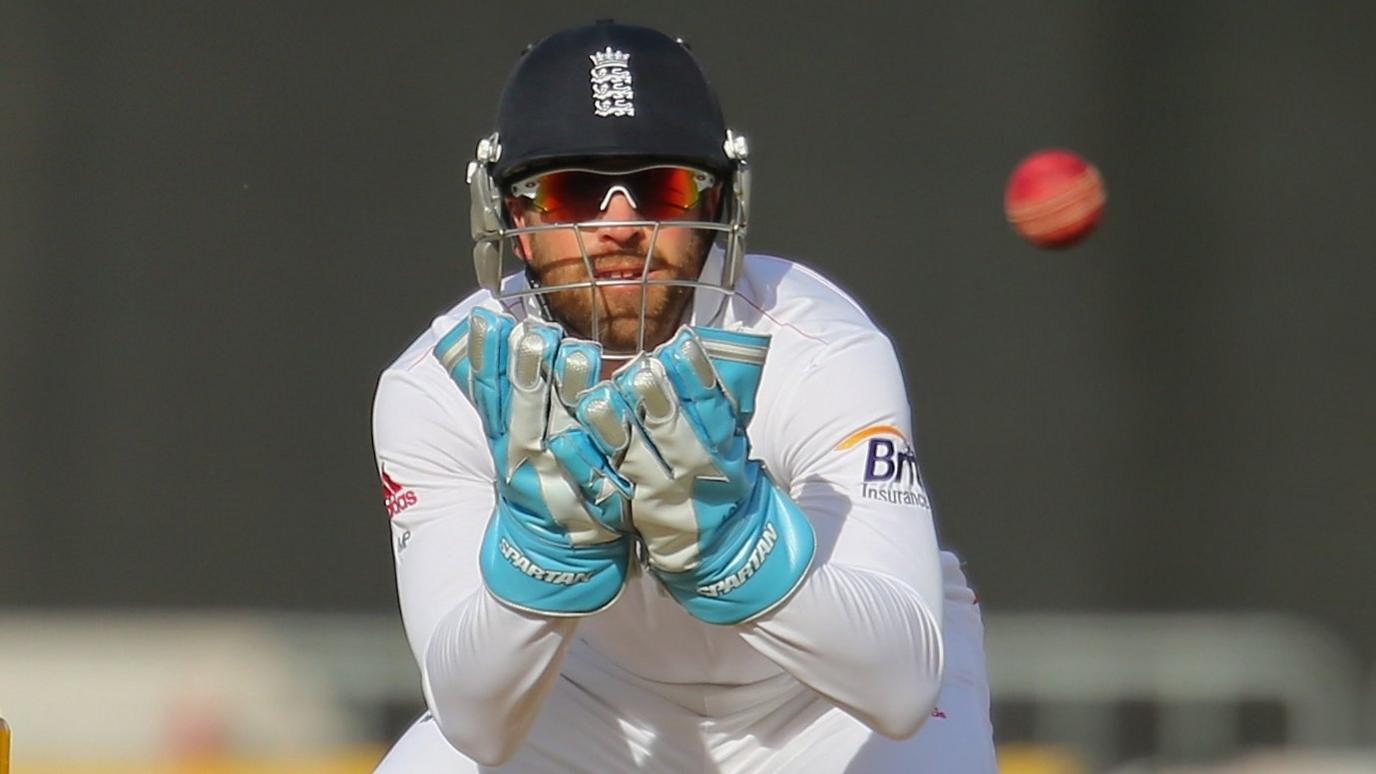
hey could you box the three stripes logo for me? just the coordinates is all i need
[381,467,418,518]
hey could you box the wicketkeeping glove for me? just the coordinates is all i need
[434,308,631,616]
[574,326,816,625]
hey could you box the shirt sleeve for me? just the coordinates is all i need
[372,360,578,765]
[738,326,946,740]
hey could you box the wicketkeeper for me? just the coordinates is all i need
[373,20,996,772]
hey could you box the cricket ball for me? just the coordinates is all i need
[1004,148,1106,248]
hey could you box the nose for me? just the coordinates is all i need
[591,190,648,247]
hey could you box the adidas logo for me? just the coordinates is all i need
[381,467,418,517]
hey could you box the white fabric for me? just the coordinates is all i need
[376,556,993,773]
[372,253,996,771]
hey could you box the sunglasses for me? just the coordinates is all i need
[509,165,718,224]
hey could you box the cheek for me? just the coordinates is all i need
[523,231,571,267]
[654,229,703,258]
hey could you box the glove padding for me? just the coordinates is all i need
[578,326,816,625]
[434,308,630,616]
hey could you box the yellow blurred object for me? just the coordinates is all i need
[2,714,10,774]
[997,743,1090,774]
[12,747,384,774]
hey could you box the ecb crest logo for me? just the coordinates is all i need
[589,47,635,117]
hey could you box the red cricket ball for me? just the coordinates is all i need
[1004,148,1106,248]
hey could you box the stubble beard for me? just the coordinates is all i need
[537,270,697,354]
[526,233,710,354]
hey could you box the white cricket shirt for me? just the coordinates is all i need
[373,252,957,766]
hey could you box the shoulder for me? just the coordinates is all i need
[726,253,894,368]
[379,285,516,381]
[727,257,913,485]
[373,287,507,447]
[726,253,907,417]
[730,254,884,341]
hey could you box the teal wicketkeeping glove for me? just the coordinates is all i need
[574,326,816,625]
[433,308,631,616]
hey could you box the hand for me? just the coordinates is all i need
[575,326,816,625]
[434,308,631,616]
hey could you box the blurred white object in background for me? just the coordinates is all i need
[0,611,413,761]
[1111,750,1376,773]
[1,609,1370,771]
[987,611,1365,767]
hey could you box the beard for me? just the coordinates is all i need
[534,260,698,354]
[524,232,711,354]
[555,290,694,352]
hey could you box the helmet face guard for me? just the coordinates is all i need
[466,130,751,357]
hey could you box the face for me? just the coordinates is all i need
[509,165,719,355]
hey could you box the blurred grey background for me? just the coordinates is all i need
[3,1,1375,768]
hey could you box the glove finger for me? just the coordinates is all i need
[553,338,602,408]
[457,309,517,439]
[656,330,738,450]
[658,328,718,398]
[548,338,602,438]
[614,356,678,423]
[434,317,473,399]
[548,429,632,498]
[688,326,771,427]
[505,319,562,462]
[548,428,632,532]
[574,382,634,461]
[614,357,716,475]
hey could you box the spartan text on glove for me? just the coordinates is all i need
[696,523,778,598]
[499,538,595,585]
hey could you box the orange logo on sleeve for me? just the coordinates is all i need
[835,424,929,509]
[834,423,908,451]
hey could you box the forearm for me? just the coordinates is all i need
[422,588,578,765]
[740,561,944,739]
